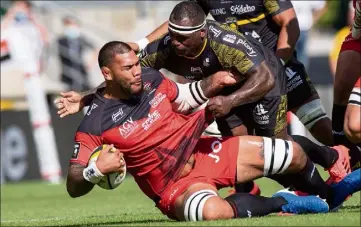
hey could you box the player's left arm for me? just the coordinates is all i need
[265,0,300,62]
[226,61,274,107]
[209,32,274,115]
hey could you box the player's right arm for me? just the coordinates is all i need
[128,21,169,53]
[209,26,275,111]
[67,132,124,198]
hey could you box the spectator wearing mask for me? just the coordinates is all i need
[58,16,96,91]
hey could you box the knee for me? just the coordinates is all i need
[344,112,361,143]
[202,198,233,221]
[290,142,307,172]
[182,190,233,221]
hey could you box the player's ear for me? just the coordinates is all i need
[101,66,112,81]
[200,28,206,39]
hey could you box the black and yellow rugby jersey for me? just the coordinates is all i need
[191,0,293,52]
[141,20,281,85]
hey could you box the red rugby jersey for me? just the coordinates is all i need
[70,67,211,202]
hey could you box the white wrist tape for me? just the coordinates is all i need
[136,38,150,51]
[83,162,104,184]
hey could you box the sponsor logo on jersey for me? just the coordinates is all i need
[230,4,256,15]
[210,8,226,16]
[86,103,98,116]
[72,142,81,159]
[209,25,222,37]
[139,49,147,59]
[253,104,270,125]
[149,93,166,108]
[142,110,161,131]
[285,67,302,92]
[236,38,257,57]
[112,108,125,123]
[191,66,203,75]
[225,17,237,24]
[245,30,262,43]
[223,34,237,44]
[164,35,171,45]
[203,58,210,67]
[143,82,152,92]
[119,117,138,138]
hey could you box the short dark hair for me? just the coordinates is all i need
[62,15,79,25]
[98,41,132,68]
[169,1,206,26]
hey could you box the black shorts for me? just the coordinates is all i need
[284,56,318,110]
[216,56,288,137]
[216,94,288,137]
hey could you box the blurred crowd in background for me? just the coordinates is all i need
[0,0,357,182]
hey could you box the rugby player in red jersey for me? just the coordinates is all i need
[57,41,359,221]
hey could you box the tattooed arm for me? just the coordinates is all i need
[66,163,95,198]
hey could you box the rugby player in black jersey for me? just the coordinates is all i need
[128,0,350,194]
[130,0,333,147]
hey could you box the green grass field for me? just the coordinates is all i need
[1,175,360,226]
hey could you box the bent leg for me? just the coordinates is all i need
[173,182,287,221]
[235,136,333,201]
[344,81,361,144]
[291,97,333,146]
[285,57,333,145]
[344,105,361,144]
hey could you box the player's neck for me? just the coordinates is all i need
[103,85,131,100]
[184,38,207,60]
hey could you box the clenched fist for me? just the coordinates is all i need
[96,144,125,175]
[207,96,233,118]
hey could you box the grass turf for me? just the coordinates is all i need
[1,175,360,226]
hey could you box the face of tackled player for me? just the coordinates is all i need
[168,18,206,58]
[103,51,142,97]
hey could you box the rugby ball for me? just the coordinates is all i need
[88,145,126,190]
